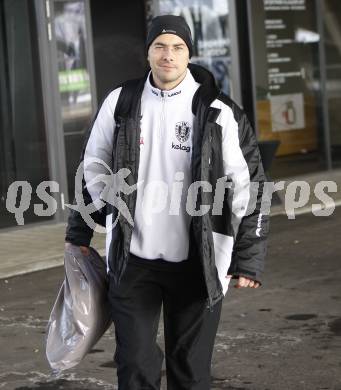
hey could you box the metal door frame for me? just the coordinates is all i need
[228,0,242,106]
[316,0,332,170]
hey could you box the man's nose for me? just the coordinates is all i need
[162,47,174,61]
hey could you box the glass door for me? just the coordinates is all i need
[50,0,97,203]
[247,0,326,178]
[151,0,233,96]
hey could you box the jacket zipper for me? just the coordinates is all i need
[159,91,166,140]
[207,297,214,312]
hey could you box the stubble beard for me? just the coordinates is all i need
[155,67,187,89]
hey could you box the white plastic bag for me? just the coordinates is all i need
[45,244,112,371]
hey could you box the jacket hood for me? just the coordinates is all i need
[188,63,220,115]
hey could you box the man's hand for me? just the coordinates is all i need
[226,275,260,289]
[64,242,90,256]
[79,246,91,256]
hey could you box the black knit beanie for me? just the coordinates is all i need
[146,15,193,58]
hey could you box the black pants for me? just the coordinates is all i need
[107,254,222,390]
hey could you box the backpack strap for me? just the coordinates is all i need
[114,78,142,122]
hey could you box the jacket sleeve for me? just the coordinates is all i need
[223,109,269,285]
[65,88,121,246]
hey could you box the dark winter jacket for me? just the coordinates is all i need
[66,63,269,310]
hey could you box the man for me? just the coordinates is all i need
[65,15,269,390]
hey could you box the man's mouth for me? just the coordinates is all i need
[160,65,176,69]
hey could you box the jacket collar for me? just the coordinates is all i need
[146,68,198,100]
[127,63,220,118]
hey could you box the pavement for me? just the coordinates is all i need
[0,170,341,389]
[0,224,106,280]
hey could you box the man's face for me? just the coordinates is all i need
[147,34,190,90]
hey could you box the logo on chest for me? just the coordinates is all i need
[175,121,191,143]
[171,121,191,153]
[172,121,191,153]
